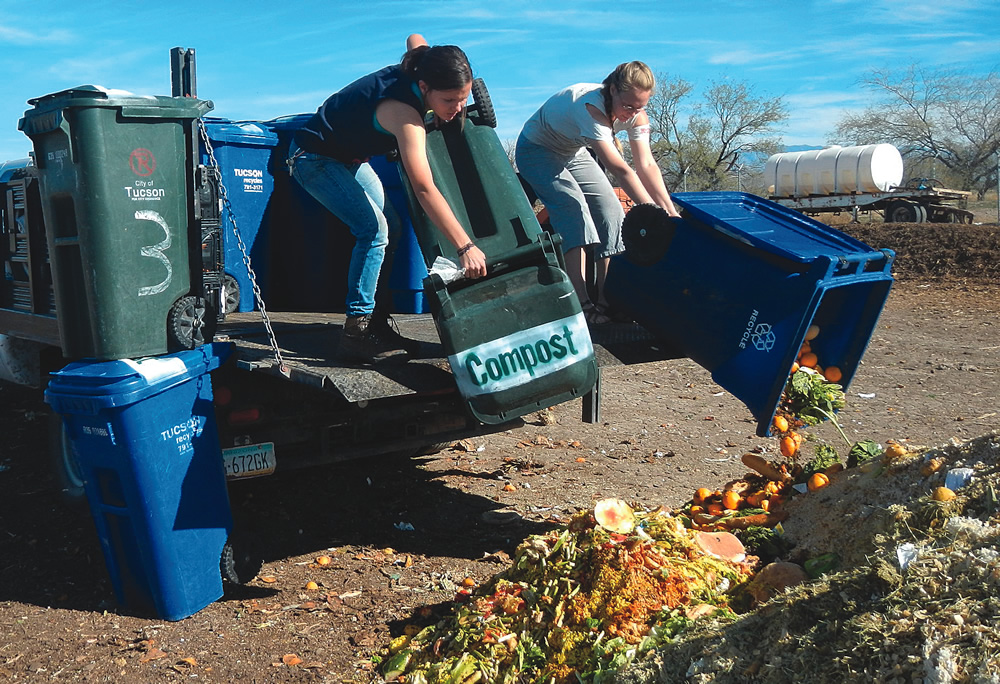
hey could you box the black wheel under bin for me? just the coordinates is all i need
[469,78,497,128]
[168,295,216,351]
[621,203,676,267]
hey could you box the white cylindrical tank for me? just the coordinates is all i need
[765,143,903,198]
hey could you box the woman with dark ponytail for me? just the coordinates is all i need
[289,34,486,364]
[516,61,680,326]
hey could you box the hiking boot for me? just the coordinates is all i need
[338,314,412,364]
[369,311,422,357]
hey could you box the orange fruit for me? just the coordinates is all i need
[824,366,843,383]
[780,433,802,458]
[932,486,956,502]
[885,441,909,460]
[773,415,789,433]
[790,362,800,374]
[799,351,818,368]
[693,487,713,505]
[807,472,830,491]
[305,581,319,591]
[722,490,741,510]
[760,498,770,512]
[315,555,332,566]
[805,324,820,341]
[706,502,725,516]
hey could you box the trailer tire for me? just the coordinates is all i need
[220,534,263,586]
[885,200,921,223]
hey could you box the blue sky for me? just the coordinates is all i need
[1,0,997,163]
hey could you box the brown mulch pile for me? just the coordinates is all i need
[840,223,1000,282]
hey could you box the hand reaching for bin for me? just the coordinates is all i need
[458,243,487,279]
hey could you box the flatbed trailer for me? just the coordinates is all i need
[771,184,973,224]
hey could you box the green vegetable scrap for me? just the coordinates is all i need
[783,369,845,426]
[803,443,841,478]
[782,369,851,447]
[847,439,884,468]
[378,505,753,683]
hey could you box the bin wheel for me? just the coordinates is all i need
[168,295,217,351]
[220,536,263,585]
[621,203,676,266]
[469,78,497,127]
[48,413,86,503]
[222,275,241,315]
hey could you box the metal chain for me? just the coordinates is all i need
[197,119,289,376]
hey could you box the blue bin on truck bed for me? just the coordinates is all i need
[44,343,233,620]
[199,119,279,314]
[605,192,894,437]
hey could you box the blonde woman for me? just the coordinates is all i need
[516,61,680,325]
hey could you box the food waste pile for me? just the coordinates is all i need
[374,325,1000,683]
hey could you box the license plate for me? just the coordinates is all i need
[222,442,276,480]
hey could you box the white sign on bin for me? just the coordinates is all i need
[448,313,592,397]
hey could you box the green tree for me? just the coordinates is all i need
[644,75,788,193]
[833,65,1000,199]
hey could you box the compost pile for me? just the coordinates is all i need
[375,362,1000,683]
[616,431,1000,684]
[377,503,754,682]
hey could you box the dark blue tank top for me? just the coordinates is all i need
[294,64,424,163]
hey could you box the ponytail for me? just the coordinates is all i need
[401,44,472,91]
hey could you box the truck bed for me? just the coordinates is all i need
[217,311,673,404]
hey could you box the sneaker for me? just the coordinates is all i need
[368,311,422,357]
[338,314,412,364]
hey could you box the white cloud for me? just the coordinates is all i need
[0,24,74,45]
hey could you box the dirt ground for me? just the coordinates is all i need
[1,220,998,683]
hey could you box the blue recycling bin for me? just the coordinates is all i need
[260,115,429,313]
[369,155,429,313]
[605,192,894,437]
[44,343,234,621]
[199,119,279,313]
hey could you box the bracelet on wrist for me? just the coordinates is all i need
[457,241,475,256]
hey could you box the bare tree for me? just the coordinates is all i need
[834,65,1000,199]
[644,74,787,192]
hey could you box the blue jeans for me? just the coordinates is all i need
[288,144,400,317]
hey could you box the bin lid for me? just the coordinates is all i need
[674,192,885,265]
[201,117,279,146]
[0,158,33,183]
[23,84,213,119]
[260,114,313,131]
[44,343,231,412]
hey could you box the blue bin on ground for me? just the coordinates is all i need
[605,192,895,437]
[199,119,280,313]
[44,343,234,621]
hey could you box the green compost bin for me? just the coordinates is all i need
[399,110,597,424]
[18,86,213,360]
